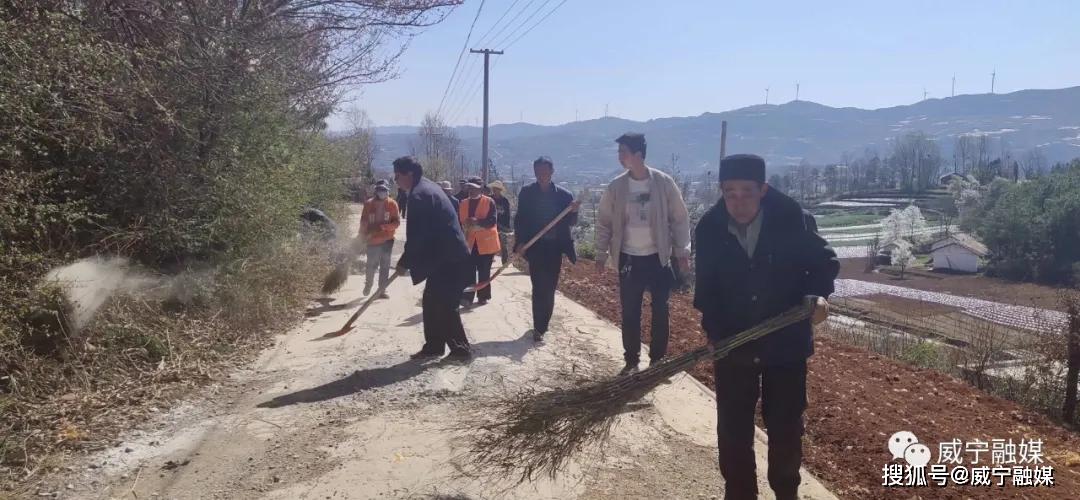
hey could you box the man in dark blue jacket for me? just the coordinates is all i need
[513,156,580,341]
[694,154,838,500]
[392,156,472,362]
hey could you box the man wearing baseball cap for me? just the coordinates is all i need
[694,153,838,500]
[437,180,459,211]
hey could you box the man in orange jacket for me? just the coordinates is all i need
[459,176,501,307]
[360,181,401,298]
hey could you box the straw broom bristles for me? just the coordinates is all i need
[456,297,817,484]
[320,238,363,295]
[320,258,351,295]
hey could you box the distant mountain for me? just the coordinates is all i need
[369,86,1080,177]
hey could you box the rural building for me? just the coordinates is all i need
[930,233,989,273]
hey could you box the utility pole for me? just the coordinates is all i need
[991,69,996,94]
[951,75,956,97]
[795,82,800,101]
[604,103,609,117]
[470,48,503,183]
[923,88,928,101]
[765,87,770,105]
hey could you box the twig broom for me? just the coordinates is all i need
[457,296,818,483]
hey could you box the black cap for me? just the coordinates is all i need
[719,154,766,183]
[533,156,554,168]
[464,176,484,189]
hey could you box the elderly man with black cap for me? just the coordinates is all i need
[694,153,838,500]
[459,176,501,307]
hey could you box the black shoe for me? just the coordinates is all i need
[446,350,473,363]
[649,358,664,368]
[531,329,544,342]
[477,299,488,306]
[460,298,472,309]
[410,350,442,360]
[618,362,640,376]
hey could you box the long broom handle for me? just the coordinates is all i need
[337,269,403,333]
[621,296,819,384]
[464,200,577,293]
[515,201,577,256]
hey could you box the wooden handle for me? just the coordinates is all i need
[337,270,403,333]
[515,202,576,256]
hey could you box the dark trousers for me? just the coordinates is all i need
[462,249,494,303]
[526,240,563,333]
[421,264,470,355]
[713,359,807,500]
[498,231,510,264]
[618,253,671,364]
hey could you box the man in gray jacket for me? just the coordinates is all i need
[595,133,692,375]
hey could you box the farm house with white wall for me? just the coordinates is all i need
[930,233,989,273]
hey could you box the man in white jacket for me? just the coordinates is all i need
[595,132,692,375]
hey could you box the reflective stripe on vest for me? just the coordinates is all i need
[459,196,502,255]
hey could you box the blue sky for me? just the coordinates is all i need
[327,0,1080,130]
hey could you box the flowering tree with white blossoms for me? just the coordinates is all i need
[891,239,917,279]
[881,205,930,245]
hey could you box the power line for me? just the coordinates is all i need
[477,0,541,47]
[490,0,555,49]
[436,0,487,119]
[474,0,524,45]
[443,1,533,121]
[502,0,570,49]
[445,66,486,125]
[441,55,483,123]
[444,56,487,125]
[447,57,501,126]
[444,0,572,127]
[448,56,503,126]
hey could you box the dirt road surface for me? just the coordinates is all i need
[38,215,837,499]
